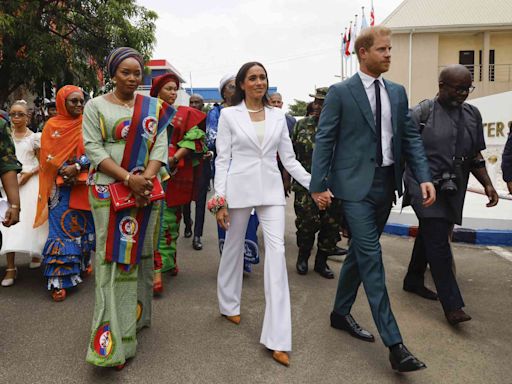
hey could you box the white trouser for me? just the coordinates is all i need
[217,205,292,352]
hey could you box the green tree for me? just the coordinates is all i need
[0,0,157,105]
[288,99,308,117]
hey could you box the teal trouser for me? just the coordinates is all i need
[333,166,402,347]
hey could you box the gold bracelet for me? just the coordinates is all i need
[123,173,131,186]
[10,204,20,210]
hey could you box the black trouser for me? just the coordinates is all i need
[404,218,464,313]
[182,203,192,228]
[193,159,211,237]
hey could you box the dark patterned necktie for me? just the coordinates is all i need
[374,80,383,166]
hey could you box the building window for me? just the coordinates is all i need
[459,51,475,80]
[478,49,495,82]
[489,50,495,82]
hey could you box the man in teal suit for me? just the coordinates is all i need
[310,26,436,372]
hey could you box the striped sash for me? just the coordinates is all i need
[105,95,174,265]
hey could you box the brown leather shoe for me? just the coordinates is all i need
[446,309,472,325]
[272,351,290,367]
[222,314,240,325]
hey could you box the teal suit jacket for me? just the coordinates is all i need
[310,74,431,201]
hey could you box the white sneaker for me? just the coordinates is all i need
[1,268,17,287]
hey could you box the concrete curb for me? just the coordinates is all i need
[384,223,512,246]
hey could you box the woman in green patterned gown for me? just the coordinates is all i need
[83,47,172,369]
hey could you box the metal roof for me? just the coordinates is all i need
[382,0,512,31]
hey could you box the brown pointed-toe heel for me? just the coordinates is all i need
[272,351,290,367]
[222,314,241,325]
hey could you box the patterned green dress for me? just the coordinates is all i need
[82,96,167,367]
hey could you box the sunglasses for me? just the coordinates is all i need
[442,82,475,94]
[68,98,85,105]
[9,112,27,118]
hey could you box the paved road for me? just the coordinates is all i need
[1,202,511,384]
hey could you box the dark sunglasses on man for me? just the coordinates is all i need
[442,82,476,94]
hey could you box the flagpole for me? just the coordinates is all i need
[347,21,352,77]
[350,14,357,75]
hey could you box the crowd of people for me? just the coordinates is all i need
[0,26,510,372]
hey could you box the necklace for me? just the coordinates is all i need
[111,91,135,109]
[12,128,30,140]
[247,107,264,113]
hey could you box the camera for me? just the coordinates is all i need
[432,172,458,195]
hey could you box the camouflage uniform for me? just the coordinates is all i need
[0,118,22,177]
[292,115,343,255]
[0,118,22,249]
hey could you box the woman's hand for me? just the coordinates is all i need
[128,174,153,196]
[216,207,230,231]
[134,194,150,208]
[3,206,20,227]
[18,172,32,186]
[60,165,79,185]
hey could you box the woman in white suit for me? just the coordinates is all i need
[214,62,311,367]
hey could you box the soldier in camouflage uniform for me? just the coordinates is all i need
[0,116,22,237]
[292,88,344,279]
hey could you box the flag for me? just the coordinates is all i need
[349,15,358,54]
[345,23,352,57]
[370,0,375,26]
[341,29,347,54]
[360,7,369,31]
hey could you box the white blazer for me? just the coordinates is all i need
[215,101,311,208]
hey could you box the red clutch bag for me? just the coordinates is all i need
[109,178,165,212]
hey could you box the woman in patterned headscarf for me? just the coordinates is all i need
[35,85,95,302]
[83,47,174,369]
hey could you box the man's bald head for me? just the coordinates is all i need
[438,64,474,108]
[439,64,471,84]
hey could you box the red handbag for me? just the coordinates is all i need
[109,178,165,212]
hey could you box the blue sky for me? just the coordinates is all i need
[138,0,403,109]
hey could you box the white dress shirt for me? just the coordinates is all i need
[358,70,394,166]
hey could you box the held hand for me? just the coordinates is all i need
[420,182,436,207]
[3,207,20,227]
[507,181,512,195]
[143,174,156,191]
[484,185,499,207]
[283,178,291,198]
[128,174,152,196]
[134,194,150,208]
[216,207,230,231]
[60,165,79,185]
[311,190,334,211]
[18,172,32,186]
[60,165,79,179]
